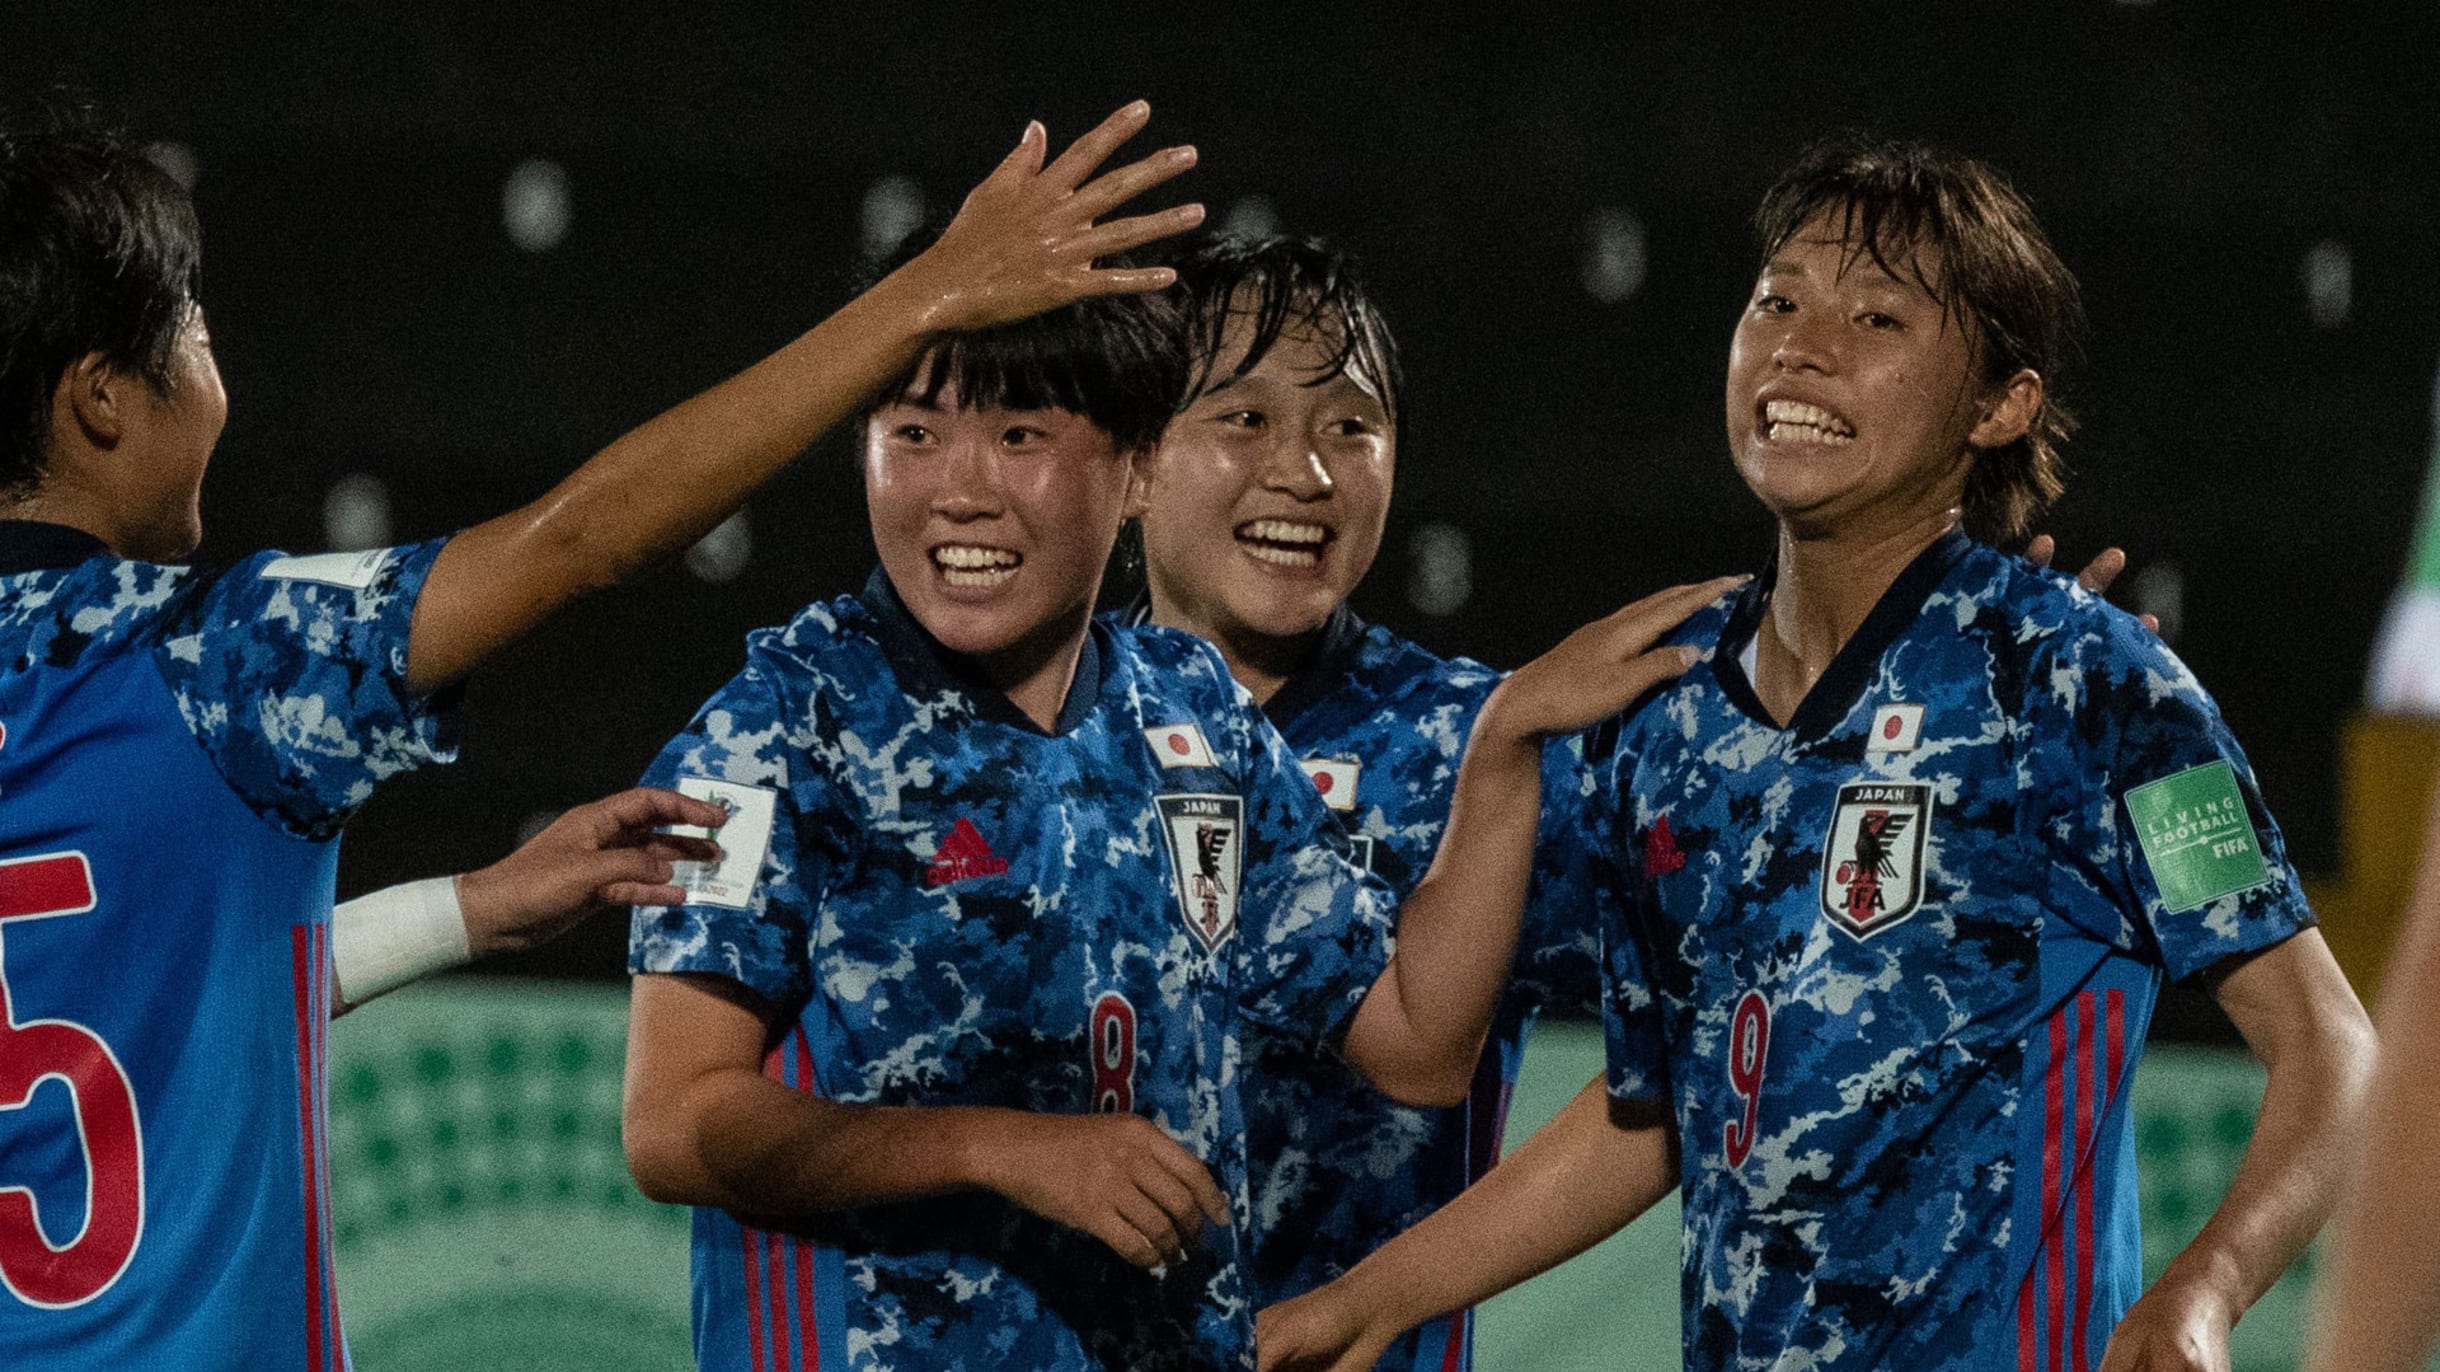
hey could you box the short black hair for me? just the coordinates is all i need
[858,229,1183,454]
[1171,235,1401,427]
[0,98,202,497]
[1755,138,2086,544]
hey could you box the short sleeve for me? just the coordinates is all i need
[154,541,457,840]
[628,654,847,1014]
[1586,738,1669,1103]
[1509,732,1606,1019]
[1232,697,1397,1048]
[2033,618,2315,983]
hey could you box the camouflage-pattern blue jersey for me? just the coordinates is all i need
[630,571,1397,1372]
[1590,532,2314,1372]
[1117,602,1600,1372]
[0,521,454,1371]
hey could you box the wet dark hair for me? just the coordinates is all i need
[1755,138,2086,544]
[857,228,1183,454]
[1171,234,1401,428]
[0,98,202,497]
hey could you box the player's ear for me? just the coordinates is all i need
[56,352,130,452]
[1968,369,2041,451]
[1121,441,1158,520]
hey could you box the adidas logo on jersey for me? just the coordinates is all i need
[925,818,1010,887]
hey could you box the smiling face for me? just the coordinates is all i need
[864,379,1148,665]
[1139,307,1393,651]
[1725,218,2006,541]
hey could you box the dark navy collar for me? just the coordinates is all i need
[0,521,113,576]
[1116,591,1368,731]
[1713,529,1974,740]
[857,567,1104,737]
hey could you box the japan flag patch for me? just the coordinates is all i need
[1867,703,1925,753]
[1298,757,1360,811]
[1146,723,1218,769]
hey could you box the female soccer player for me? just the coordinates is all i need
[1137,233,2142,1372]
[0,98,1197,1370]
[617,245,1734,1369]
[1257,140,2375,1372]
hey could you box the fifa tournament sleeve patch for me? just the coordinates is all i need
[258,547,393,590]
[1145,722,1218,769]
[2124,761,2273,913]
[673,776,779,910]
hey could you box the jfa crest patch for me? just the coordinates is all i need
[1156,794,1243,952]
[1818,782,1931,938]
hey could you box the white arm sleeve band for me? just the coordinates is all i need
[332,876,472,1007]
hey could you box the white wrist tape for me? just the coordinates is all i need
[332,876,472,1006]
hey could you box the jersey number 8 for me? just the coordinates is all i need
[0,851,145,1308]
[1090,993,1137,1115]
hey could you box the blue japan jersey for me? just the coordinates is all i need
[0,523,453,1370]
[1148,604,1599,1372]
[630,572,1396,1372]
[1592,533,2314,1372]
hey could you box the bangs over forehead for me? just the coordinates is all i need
[1752,138,2087,544]
[1753,139,2079,374]
[1175,235,1401,426]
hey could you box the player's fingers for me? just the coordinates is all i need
[2025,533,2057,569]
[1063,144,1198,221]
[983,119,1048,186]
[601,880,688,908]
[1142,1133,1232,1228]
[1116,1186,1193,1264]
[1129,1163,1210,1251]
[2140,612,2161,636]
[1605,575,1749,652]
[2075,546,2129,596]
[1611,645,1703,700]
[1066,264,1183,299]
[632,833,721,864]
[1039,100,1152,192]
[1095,1195,1174,1269]
[1058,202,1208,262]
[603,787,732,833]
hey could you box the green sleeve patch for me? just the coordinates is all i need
[2124,760,2273,913]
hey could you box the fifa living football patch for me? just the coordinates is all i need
[2124,761,2271,912]
[671,777,778,910]
[260,547,392,590]
[1156,793,1242,953]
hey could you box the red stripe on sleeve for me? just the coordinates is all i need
[767,1224,791,1371]
[2072,991,2097,1372]
[743,1228,768,1372]
[2045,1008,2066,1372]
[292,928,324,1372]
[794,1032,819,1369]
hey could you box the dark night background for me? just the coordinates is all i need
[5,2,2433,1016]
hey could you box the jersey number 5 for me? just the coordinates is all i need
[1723,990,1770,1168]
[1090,993,1137,1115]
[0,852,145,1308]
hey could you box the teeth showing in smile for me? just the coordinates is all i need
[1763,399,1856,447]
[932,544,1020,588]
[1236,519,1330,568]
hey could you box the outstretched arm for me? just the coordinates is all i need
[403,103,1203,693]
[1257,1079,1677,1372]
[2303,796,2440,1372]
[2100,929,2374,1372]
[623,972,1232,1270]
[1339,576,1741,1104]
[332,786,726,1014]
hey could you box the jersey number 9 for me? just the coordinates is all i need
[1723,990,1770,1168]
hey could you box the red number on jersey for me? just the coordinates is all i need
[1723,990,1770,1168]
[0,851,145,1308]
[1090,993,1137,1115]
